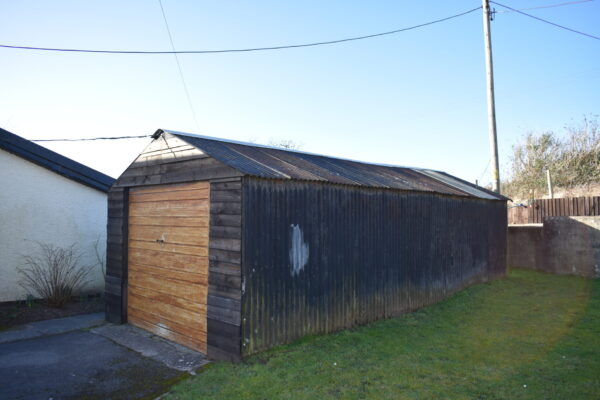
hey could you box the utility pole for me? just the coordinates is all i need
[546,169,554,198]
[482,0,501,193]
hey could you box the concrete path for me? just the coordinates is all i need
[0,330,184,400]
[92,324,209,373]
[0,313,208,400]
[0,313,104,344]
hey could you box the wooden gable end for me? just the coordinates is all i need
[105,132,244,361]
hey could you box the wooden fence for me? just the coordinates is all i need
[508,196,600,224]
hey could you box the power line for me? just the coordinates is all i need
[32,135,150,142]
[157,0,200,131]
[0,7,481,55]
[496,0,594,13]
[478,159,491,185]
[491,1,600,41]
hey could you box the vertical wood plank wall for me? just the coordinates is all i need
[530,196,600,223]
[105,133,243,360]
[207,179,243,361]
[507,196,600,224]
[106,186,128,323]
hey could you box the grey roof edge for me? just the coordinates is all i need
[435,170,511,202]
[158,129,507,201]
[415,169,510,201]
[0,127,115,193]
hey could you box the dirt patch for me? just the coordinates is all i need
[0,295,104,330]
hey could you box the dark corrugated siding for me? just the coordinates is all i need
[241,178,507,356]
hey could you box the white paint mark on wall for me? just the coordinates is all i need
[290,224,309,276]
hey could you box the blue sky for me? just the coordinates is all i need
[1,1,599,184]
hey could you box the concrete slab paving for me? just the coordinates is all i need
[0,330,185,400]
[92,324,209,373]
[0,313,105,344]
[0,314,209,399]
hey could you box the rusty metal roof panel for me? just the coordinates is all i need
[260,148,364,185]
[171,134,286,179]
[292,152,378,186]
[385,166,467,194]
[163,130,506,201]
[222,144,329,182]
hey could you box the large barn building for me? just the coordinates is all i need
[106,129,507,361]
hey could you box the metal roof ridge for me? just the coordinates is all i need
[165,130,292,179]
[159,129,428,172]
[158,129,507,201]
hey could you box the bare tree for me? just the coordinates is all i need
[268,138,303,150]
[246,137,304,150]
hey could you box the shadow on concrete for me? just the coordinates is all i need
[0,330,185,400]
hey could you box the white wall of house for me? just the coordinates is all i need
[0,149,107,302]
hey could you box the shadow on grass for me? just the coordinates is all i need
[167,269,598,400]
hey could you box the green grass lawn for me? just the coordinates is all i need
[167,269,600,400]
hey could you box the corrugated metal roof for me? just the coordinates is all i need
[0,127,115,192]
[159,129,507,201]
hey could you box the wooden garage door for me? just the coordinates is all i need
[127,181,209,353]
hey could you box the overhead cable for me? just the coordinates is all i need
[492,1,600,41]
[496,0,594,13]
[32,135,150,142]
[477,159,491,184]
[0,7,481,55]
[157,0,200,131]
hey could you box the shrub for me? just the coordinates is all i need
[93,237,106,276]
[18,243,92,308]
[503,116,600,199]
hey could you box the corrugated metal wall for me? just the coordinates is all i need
[241,178,507,356]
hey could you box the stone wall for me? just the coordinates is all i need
[508,216,600,278]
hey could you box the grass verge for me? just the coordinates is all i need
[168,269,599,399]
